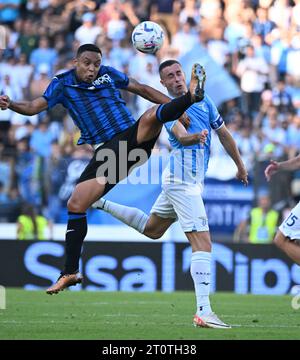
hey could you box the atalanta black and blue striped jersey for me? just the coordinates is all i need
[43,65,136,145]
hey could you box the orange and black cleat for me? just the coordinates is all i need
[46,272,83,295]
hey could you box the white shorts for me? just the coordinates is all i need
[279,202,300,240]
[150,183,209,232]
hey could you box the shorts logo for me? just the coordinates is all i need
[198,217,208,227]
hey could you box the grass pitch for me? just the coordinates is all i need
[0,289,299,340]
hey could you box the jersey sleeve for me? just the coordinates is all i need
[164,120,177,133]
[43,77,64,109]
[107,66,129,89]
[206,95,224,130]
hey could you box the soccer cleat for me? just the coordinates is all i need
[193,312,231,329]
[92,198,106,210]
[189,64,206,103]
[46,272,83,295]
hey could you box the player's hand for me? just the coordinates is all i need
[264,160,279,182]
[0,95,10,110]
[178,112,190,128]
[236,166,248,186]
[198,129,208,145]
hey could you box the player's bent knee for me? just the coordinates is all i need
[273,231,285,248]
[67,197,86,213]
[143,229,163,240]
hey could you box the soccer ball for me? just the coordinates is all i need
[132,21,164,54]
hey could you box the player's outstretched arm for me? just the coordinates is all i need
[216,125,248,185]
[172,121,208,146]
[0,95,48,116]
[265,155,300,181]
[126,78,171,104]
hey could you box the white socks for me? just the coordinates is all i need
[190,251,212,316]
[93,198,149,234]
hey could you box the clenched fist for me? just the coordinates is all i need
[0,95,10,110]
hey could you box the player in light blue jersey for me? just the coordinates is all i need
[93,60,248,328]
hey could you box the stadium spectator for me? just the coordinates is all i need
[74,12,102,45]
[0,73,22,131]
[206,26,230,67]
[270,28,292,82]
[271,78,294,115]
[0,0,21,26]
[29,63,51,100]
[179,0,201,26]
[286,114,300,159]
[286,32,300,81]
[30,118,57,158]
[236,44,269,116]
[292,0,300,30]
[269,0,292,30]
[17,202,50,240]
[234,192,279,243]
[0,181,9,204]
[150,0,181,36]
[29,36,58,77]
[17,19,39,59]
[171,18,198,57]
[106,7,127,43]
[13,53,34,99]
[252,7,276,42]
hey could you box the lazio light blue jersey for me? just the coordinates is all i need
[163,94,224,185]
[43,65,135,145]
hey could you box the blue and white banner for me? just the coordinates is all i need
[0,241,299,295]
[180,44,241,106]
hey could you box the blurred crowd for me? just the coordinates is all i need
[1,0,300,231]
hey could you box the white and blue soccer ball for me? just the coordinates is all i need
[132,21,164,54]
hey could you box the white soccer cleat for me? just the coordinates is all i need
[92,198,106,210]
[193,312,231,329]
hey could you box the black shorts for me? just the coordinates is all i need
[77,120,160,196]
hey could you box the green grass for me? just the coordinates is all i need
[0,289,299,340]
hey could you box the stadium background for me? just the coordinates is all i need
[0,0,300,296]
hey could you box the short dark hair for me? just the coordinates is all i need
[159,59,181,76]
[76,44,102,58]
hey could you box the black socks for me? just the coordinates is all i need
[156,91,193,123]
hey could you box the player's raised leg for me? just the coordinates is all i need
[136,64,206,143]
[46,178,107,294]
[92,199,174,239]
[272,203,300,265]
[273,231,300,265]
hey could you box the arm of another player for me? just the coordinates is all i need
[172,120,208,146]
[216,125,248,185]
[126,77,171,104]
[0,95,48,115]
[265,155,300,181]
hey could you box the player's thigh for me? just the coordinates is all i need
[137,105,162,143]
[68,178,106,212]
[144,214,175,239]
[164,184,208,233]
[147,190,177,237]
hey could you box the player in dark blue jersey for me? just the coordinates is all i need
[0,44,205,294]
